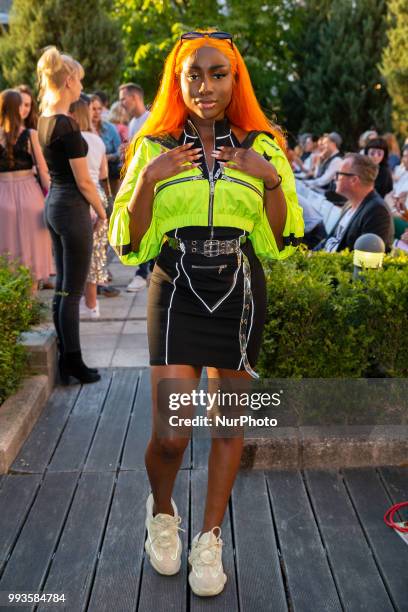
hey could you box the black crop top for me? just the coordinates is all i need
[37,114,88,184]
[0,129,33,172]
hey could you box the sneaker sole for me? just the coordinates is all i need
[145,539,181,576]
[188,571,227,597]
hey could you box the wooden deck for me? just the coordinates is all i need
[0,368,407,611]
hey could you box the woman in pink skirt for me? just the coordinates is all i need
[0,89,53,292]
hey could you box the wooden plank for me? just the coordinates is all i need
[137,469,189,612]
[344,468,408,611]
[266,470,341,612]
[305,470,394,611]
[121,369,152,470]
[0,474,41,575]
[0,473,77,595]
[10,385,81,474]
[84,369,138,472]
[47,373,112,472]
[379,466,408,509]
[87,470,150,612]
[37,472,115,612]
[190,469,239,611]
[232,471,287,612]
[191,432,211,469]
[121,369,191,471]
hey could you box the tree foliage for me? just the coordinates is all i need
[288,0,392,150]
[112,0,300,125]
[0,0,124,95]
[381,0,408,137]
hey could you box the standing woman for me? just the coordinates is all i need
[0,89,53,292]
[110,31,304,597]
[37,46,107,384]
[90,94,122,196]
[69,97,110,319]
[17,84,39,130]
[18,83,55,289]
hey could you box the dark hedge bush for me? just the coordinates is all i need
[257,248,408,378]
[0,257,41,404]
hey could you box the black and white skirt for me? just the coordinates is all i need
[147,227,267,377]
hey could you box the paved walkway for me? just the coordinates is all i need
[38,256,149,368]
[1,369,408,611]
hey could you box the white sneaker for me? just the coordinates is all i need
[188,527,227,596]
[145,493,184,575]
[79,297,100,320]
[126,275,147,292]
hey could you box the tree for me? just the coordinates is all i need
[381,0,408,137]
[112,0,300,126]
[0,0,124,95]
[112,0,222,103]
[287,0,392,149]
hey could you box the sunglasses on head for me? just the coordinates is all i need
[180,31,234,48]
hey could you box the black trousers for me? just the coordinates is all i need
[45,183,93,354]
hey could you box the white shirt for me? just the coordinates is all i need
[306,154,343,190]
[82,131,106,186]
[393,166,408,197]
[128,110,150,140]
[324,207,356,252]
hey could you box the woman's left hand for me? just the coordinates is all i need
[211,146,279,185]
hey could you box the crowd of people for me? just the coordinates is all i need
[0,79,151,311]
[289,130,408,253]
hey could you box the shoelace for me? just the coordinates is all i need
[189,527,223,566]
[150,514,185,549]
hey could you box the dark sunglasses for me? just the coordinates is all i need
[180,31,234,48]
[335,171,358,179]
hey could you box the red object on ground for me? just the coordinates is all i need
[384,502,408,532]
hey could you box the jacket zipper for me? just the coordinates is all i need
[155,174,203,195]
[191,264,227,274]
[187,119,215,236]
[220,174,263,198]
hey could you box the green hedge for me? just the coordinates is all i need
[0,257,41,404]
[257,248,408,378]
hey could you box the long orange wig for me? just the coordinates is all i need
[125,33,286,170]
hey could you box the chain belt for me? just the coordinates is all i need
[166,235,246,257]
[239,251,259,379]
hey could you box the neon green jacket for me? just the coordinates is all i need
[108,122,304,265]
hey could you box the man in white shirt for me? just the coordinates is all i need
[119,83,150,141]
[305,132,343,192]
[118,83,151,291]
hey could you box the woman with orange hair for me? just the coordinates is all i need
[109,30,303,596]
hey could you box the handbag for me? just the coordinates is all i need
[28,130,47,196]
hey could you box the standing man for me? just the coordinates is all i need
[119,83,150,142]
[119,83,151,291]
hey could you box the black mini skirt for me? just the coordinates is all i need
[147,227,267,377]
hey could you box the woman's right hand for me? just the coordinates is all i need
[143,143,202,184]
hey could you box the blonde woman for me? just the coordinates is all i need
[69,96,110,319]
[37,46,107,384]
[108,100,129,144]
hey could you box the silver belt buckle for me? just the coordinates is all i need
[203,239,220,257]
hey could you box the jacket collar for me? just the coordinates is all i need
[180,116,239,147]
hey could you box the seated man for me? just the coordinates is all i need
[315,153,394,252]
[304,132,343,192]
